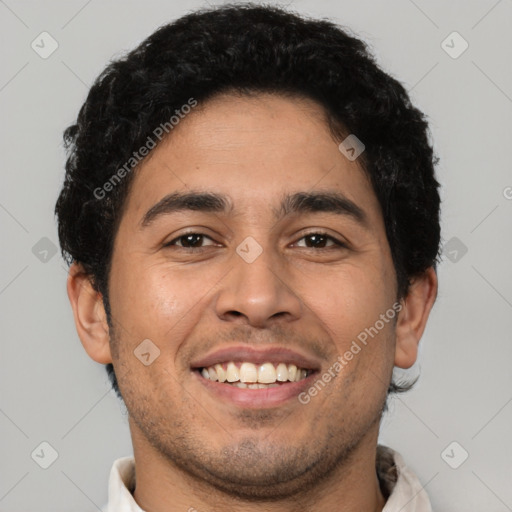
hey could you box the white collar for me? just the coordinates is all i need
[103,445,432,511]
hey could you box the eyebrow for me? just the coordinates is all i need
[140,189,369,229]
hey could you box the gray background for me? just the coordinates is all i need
[1,0,511,510]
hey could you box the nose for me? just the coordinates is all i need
[214,241,302,328]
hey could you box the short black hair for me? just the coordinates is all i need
[55,3,441,402]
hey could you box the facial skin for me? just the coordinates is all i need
[67,93,437,512]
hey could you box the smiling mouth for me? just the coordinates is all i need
[195,361,313,389]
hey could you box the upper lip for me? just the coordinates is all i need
[190,345,322,371]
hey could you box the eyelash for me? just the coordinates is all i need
[164,231,347,250]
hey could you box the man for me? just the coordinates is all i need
[55,3,440,511]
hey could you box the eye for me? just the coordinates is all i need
[164,233,217,249]
[294,232,346,249]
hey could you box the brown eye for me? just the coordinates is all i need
[165,233,215,248]
[295,233,345,249]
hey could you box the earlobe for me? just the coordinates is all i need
[394,267,438,369]
[66,263,113,365]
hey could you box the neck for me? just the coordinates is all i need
[130,421,386,512]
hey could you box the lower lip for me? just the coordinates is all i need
[193,370,318,408]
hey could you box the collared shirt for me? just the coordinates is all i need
[102,444,432,511]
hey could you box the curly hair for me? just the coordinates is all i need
[55,3,441,402]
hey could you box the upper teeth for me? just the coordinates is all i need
[200,362,308,384]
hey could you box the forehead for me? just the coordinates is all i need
[122,92,381,227]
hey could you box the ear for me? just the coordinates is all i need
[394,266,438,369]
[66,263,112,365]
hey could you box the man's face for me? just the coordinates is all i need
[107,93,400,496]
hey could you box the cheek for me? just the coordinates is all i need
[310,262,392,333]
[110,260,226,348]
[110,260,173,327]
[305,261,397,382]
